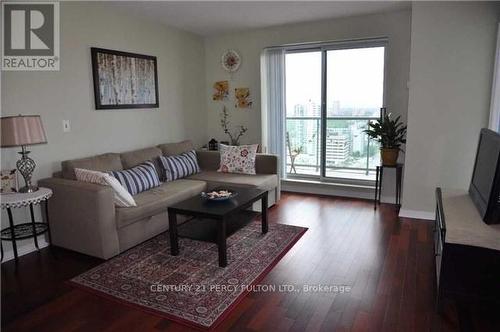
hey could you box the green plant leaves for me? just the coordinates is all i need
[363,112,407,149]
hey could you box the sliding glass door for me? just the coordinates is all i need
[285,41,386,182]
[285,51,322,176]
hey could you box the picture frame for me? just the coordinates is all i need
[91,47,159,110]
[212,80,229,101]
[1,169,18,194]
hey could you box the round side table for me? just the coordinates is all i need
[0,187,53,262]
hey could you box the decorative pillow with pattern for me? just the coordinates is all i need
[108,161,160,195]
[74,168,136,207]
[217,144,258,175]
[158,150,200,182]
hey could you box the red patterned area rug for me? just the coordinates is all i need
[70,222,307,330]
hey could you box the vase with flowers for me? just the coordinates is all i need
[220,106,247,146]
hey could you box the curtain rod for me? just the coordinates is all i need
[264,36,388,51]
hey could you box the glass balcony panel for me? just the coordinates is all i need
[285,118,321,176]
[285,118,380,180]
[324,119,379,180]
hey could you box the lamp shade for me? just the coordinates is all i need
[1,115,47,147]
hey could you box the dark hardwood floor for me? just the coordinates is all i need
[2,192,499,331]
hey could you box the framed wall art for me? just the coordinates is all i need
[212,80,229,101]
[235,88,253,108]
[91,47,159,109]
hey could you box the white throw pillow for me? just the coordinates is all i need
[217,144,259,175]
[74,168,137,207]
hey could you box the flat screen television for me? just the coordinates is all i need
[469,128,500,224]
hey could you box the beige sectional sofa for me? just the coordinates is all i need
[39,140,280,259]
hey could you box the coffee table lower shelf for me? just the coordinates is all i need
[177,210,260,242]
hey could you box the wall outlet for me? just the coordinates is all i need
[62,120,71,132]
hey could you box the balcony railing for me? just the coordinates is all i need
[286,116,380,180]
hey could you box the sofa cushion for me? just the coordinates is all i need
[109,161,161,195]
[187,171,278,191]
[120,146,162,169]
[218,144,258,175]
[158,140,194,156]
[159,150,200,182]
[196,151,279,174]
[115,179,207,228]
[120,146,163,181]
[196,150,220,171]
[62,153,123,180]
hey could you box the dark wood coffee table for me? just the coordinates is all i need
[167,187,268,267]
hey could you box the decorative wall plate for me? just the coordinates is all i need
[221,49,241,72]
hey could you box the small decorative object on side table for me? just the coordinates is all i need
[1,115,48,193]
[374,163,403,210]
[208,138,218,151]
[0,187,53,262]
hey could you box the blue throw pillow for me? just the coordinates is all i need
[159,150,200,182]
[109,161,160,195]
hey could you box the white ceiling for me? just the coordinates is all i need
[107,1,411,37]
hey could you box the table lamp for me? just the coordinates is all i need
[1,115,47,193]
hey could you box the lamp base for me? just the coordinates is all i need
[19,185,39,193]
[16,146,37,194]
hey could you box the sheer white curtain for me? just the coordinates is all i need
[261,48,286,176]
[489,23,500,132]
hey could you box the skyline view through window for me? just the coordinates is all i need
[285,46,385,180]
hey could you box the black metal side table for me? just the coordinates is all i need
[1,187,53,262]
[374,164,403,209]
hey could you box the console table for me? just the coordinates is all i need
[0,188,53,262]
[434,188,500,309]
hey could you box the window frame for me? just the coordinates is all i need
[283,37,388,184]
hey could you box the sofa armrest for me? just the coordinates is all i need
[38,177,119,259]
[196,150,279,175]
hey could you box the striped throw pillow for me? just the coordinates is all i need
[159,150,200,182]
[109,161,160,195]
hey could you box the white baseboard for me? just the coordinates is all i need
[281,179,374,200]
[2,238,49,262]
[281,179,402,204]
[399,208,435,220]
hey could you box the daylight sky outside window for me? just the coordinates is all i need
[285,47,384,118]
[285,52,321,117]
[327,47,384,117]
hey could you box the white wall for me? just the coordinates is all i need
[400,2,499,218]
[0,2,206,259]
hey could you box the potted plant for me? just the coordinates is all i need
[220,106,247,146]
[364,112,407,166]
